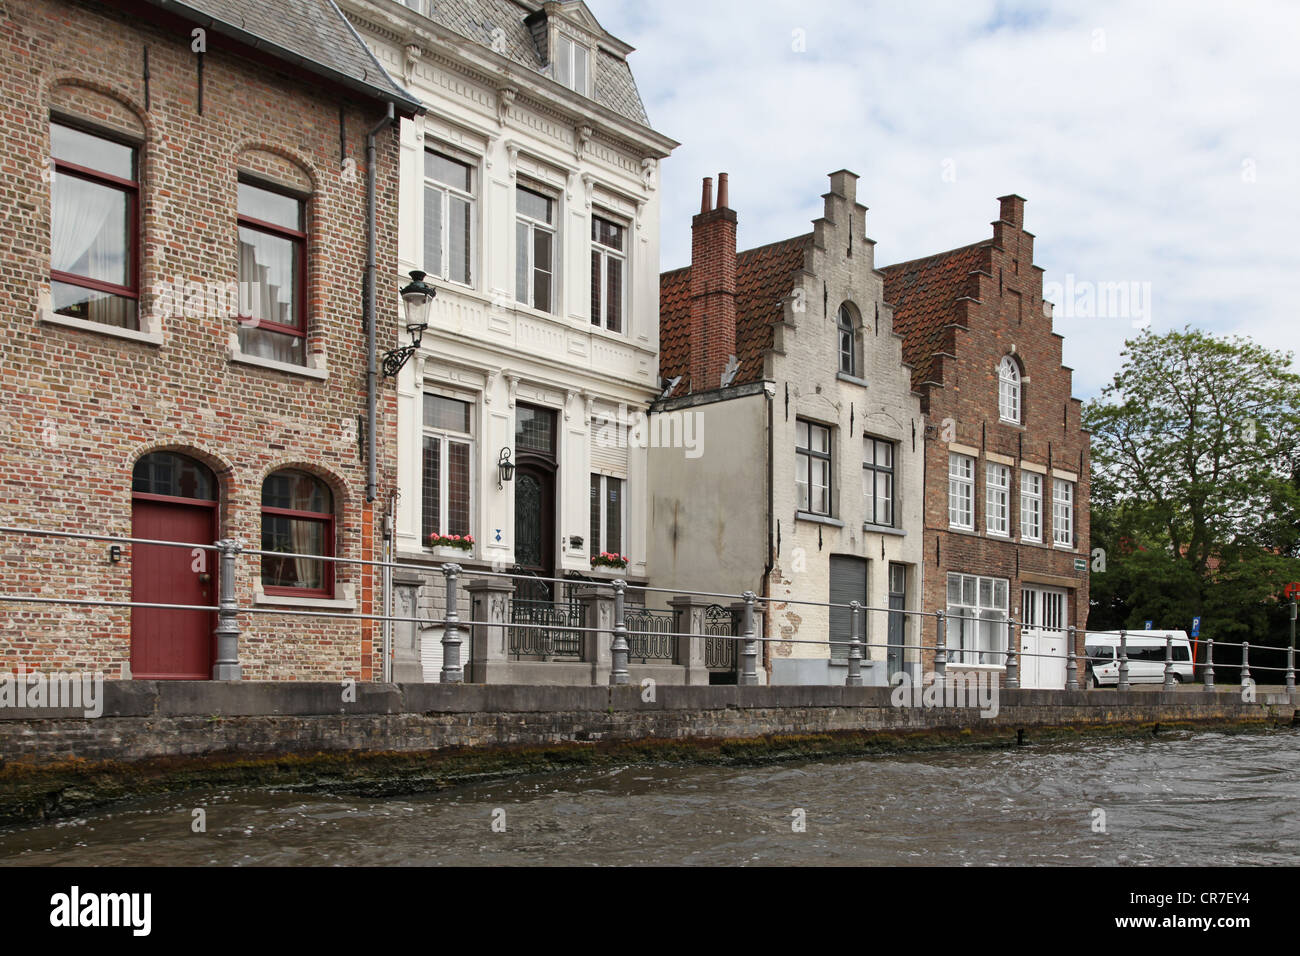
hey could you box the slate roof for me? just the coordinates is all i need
[879,241,991,390]
[131,0,421,112]
[414,0,650,126]
[659,234,812,396]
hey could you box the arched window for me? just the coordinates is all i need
[998,356,1021,423]
[838,304,856,376]
[261,470,333,596]
[132,451,216,501]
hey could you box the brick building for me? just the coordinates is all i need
[880,196,1090,687]
[0,0,419,679]
[650,171,926,685]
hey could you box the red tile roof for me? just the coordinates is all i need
[880,241,991,390]
[659,234,812,396]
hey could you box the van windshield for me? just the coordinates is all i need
[1086,645,1113,662]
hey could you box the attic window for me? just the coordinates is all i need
[554,33,590,96]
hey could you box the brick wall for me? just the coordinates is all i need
[0,0,402,679]
[916,196,1091,677]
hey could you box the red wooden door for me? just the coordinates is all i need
[131,498,215,679]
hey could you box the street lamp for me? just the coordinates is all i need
[382,270,436,378]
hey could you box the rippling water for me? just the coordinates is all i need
[2,730,1297,866]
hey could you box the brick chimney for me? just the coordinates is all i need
[689,172,737,393]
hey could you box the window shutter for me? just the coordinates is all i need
[590,411,628,476]
[828,556,868,662]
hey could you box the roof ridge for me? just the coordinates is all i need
[736,232,814,259]
[879,238,991,273]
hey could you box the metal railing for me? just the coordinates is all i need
[0,524,1295,698]
[624,606,675,664]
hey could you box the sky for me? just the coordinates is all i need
[594,0,1300,400]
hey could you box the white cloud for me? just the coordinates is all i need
[598,0,1300,398]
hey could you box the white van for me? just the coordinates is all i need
[1084,630,1195,688]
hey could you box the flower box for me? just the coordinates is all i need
[590,551,629,570]
[430,533,474,559]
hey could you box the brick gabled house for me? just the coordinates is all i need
[0,0,420,680]
[881,196,1090,688]
[650,171,926,685]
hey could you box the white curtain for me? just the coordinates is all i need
[52,173,117,276]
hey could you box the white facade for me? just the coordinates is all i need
[342,0,675,590]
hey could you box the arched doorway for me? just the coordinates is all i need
[130,451,218,679]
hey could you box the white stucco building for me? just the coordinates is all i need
[340,0,676,678]
[650,171,926,685]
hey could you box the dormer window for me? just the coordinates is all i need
[554,33,590,96]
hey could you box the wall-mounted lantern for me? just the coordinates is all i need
[382,270,436,378]
[497,448,515,489]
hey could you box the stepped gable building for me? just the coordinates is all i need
[0,0,419,680]
[880,195,1091,688]
[650,171,926,686]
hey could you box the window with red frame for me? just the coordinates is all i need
[50,120,140,330]
[237,179,307,365]
[261,470,334,596]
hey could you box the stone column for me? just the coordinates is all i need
[669,594,711,686]
[465,578,514,685]
[577,585,614,686]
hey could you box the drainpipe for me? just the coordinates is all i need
[365,102,395,503]
[763,381,776,680]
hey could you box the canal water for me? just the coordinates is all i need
[1,729,1296,866]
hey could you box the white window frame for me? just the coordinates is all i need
[946,572,1010,666]
[554,33,590,96]
[515,182,557,314]
[422,393,475,545]
[1053,478,1075,548]
[985,463,1011,537]
[998,356,1021,424]
[590,473,626,557]
[590,212,627,334]
[948,453,974,530]
[1020,472,1043,543]
[796,419,833,517]
[423,147,476,288]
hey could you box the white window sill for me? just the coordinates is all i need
[1053,543,1077,552]
[836,372,869,388]
[230,348,328,379]
[252,587,356,610]
[986,531,1012,539]
[948,524,976,534]
[40,309,163,345]
[946,663,1007,673]
[1020,537,1045,546]
[796,511,843,528]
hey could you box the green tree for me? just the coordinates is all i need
[1084,328,1300,667]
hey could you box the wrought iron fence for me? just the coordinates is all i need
[704,604,737,671]
[624,606,676,663]
[508,570,583,660]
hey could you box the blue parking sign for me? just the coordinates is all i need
[1192,616,1201,637]
[1144,621,1153,630]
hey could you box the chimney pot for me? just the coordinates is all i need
[717,172,729,210]
[701,176,714,213]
